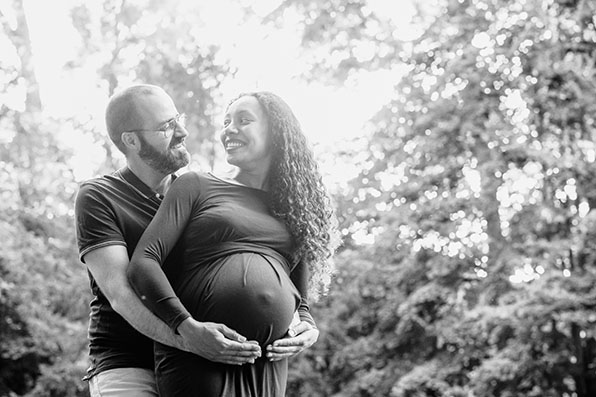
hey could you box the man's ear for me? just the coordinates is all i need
[121,131,139,151]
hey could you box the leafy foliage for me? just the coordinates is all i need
[4,0,596,395]
[68,0,232,171]
[266,0,402,83]
[284,0,596,396]
[0,0,231,395]
[1,1,88,395]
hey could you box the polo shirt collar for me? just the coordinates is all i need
[119,166,156,198]
[118,166,177,200]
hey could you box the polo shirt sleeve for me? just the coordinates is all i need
[75,181,126,263]
[127,172,200,331]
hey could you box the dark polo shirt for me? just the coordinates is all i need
[75,166,174,380]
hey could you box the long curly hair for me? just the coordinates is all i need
[230,91,340,298]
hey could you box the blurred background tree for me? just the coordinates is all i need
[1,0,88,395]
[1,0,229,395]
[1,0,596,396]
[67,0,231,172]
[275,0,596,396]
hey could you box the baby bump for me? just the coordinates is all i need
[180,253,300,346]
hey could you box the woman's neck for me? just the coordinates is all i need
[233,169,270,191]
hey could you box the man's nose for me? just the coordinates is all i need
[174,123,189,138]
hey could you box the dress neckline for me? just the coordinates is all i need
[207,172,267,192]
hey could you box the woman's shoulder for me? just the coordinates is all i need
[167,170,205,194]
[164,171,219,205]
[172,170,228,192]
[174,170,213,183]
[173,170,251,192]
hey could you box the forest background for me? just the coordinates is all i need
[2,0,596,396]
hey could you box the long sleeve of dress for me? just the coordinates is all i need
[290,260,317,328]
[127,172,199,332]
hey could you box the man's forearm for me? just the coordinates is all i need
[111,285,188,351]
[82,246,191,353]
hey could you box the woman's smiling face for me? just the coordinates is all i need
[221,95,273,174]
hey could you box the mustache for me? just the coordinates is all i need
[169,137,185,148]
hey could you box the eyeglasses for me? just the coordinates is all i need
[130,113,187,139]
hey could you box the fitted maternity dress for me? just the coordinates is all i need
[128,171,314,396]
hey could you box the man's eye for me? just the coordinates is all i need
[161,119,174,131]
[223,119,231,127]
[240,118,251,125]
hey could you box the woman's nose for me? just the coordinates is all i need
[225,123,238,134]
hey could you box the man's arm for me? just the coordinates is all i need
[87,242,261,364]
[84,245,191,352]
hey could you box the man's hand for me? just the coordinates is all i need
[177,317,261,365]
[265,321,319,362]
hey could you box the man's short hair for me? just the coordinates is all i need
[105,84,165,154]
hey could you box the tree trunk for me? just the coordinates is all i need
[572,322,587,397]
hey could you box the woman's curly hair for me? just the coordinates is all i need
[230,91,340,298]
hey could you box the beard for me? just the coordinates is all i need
[138,135,190,174]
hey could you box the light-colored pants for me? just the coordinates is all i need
[88,368,158,397]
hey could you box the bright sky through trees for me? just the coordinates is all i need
[19,0,418,181]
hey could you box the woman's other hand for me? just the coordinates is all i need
[265,321,319,362]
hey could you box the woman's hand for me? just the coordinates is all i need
[177,317,261,365]
[265,321,319,362]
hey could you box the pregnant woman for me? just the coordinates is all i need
[127,91,338,396]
